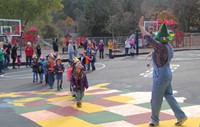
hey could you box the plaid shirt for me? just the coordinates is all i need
[144,35,169,68]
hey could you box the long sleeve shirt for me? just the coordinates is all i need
[144,35,170,68]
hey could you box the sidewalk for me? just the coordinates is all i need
[17,46,200,64]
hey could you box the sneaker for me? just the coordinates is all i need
[175,117,188,126]
[149,123,159,127]
[57,88,60,91]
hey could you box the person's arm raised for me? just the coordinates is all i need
[138,16,149,36]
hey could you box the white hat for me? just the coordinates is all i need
[27,42,31,45]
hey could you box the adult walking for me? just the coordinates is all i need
[98,39,104,59]
[25,42,34,68]
[124,37,130,56]
[11,42,18,69]
[139,16,187,126]
[108,39,114,58]
[3,42,11,68]
[53,37,59,53]
[0,42,5,74]
[68,40,74,62]
[36,44,41,57]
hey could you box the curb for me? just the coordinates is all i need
[10,48,200,66]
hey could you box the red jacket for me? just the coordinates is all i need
[25,46,34,57]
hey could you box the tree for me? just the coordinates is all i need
[0,0,63,27]
[41,24,58,39]
[172,0,200,32]
[105,0,143,36]
[84,0,117,36]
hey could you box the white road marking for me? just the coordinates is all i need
[140,64,180,78]
[0,63,106,80]
[96,63,106,71]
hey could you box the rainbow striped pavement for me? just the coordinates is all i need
[0,83,199,127]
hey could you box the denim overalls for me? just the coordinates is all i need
[151,44,186,124]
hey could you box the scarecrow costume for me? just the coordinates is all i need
[143,23,187,126]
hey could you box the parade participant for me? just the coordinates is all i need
[44,55,49,85]
[70,61,89,108]
[25,42,34,68]
[54,57,65,91]
[91,50,96,71]
[108,39,114,58]
[38,57,45,84]
[46,53,55,89]
[78,52,86,71]
[11,42,18,69]
[139,16,187,126]
[0,42,5,74]
[66,61,76,97]
[17,55,21,68]
[86,41,93,71]
[31,56,39,82]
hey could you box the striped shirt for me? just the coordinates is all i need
[144,35,170,68]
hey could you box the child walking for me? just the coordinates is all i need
[54,58,65,91]
[46,53,55,89]
[17,55,21,68]
[38,57,45,84]
[91,50,96,71]
[31,56,39,82]
[66,61,76,97]
[70,63,89,108]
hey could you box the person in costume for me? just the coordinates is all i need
[54,57,65,91]
[66,60,76,97]
[70,57,89,108]
[139,16,187,127]
[31,55,39,82]
[46,53,55,89]
[90,50,96,71]
[38,57,45,84]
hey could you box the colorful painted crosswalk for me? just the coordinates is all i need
[0,83,199,127]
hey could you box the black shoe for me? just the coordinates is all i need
[33,80,35,82]
[60,86,62,89]
[149,123,159,127]
[57,88,60,91]
[40,81,42,84]
[13,67,17,69]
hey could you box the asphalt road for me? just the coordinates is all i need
[0,50,200,127]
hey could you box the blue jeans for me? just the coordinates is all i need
[125,48,129,56]
[33,72,38,81]
[69,52,74,62]
[26,56,32,67]
[109,49,113,58]
[91,61,95,70]
[48,73,55,88]
[4,55,10,68]
[39,73,43,81]
[76,89,84,102]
